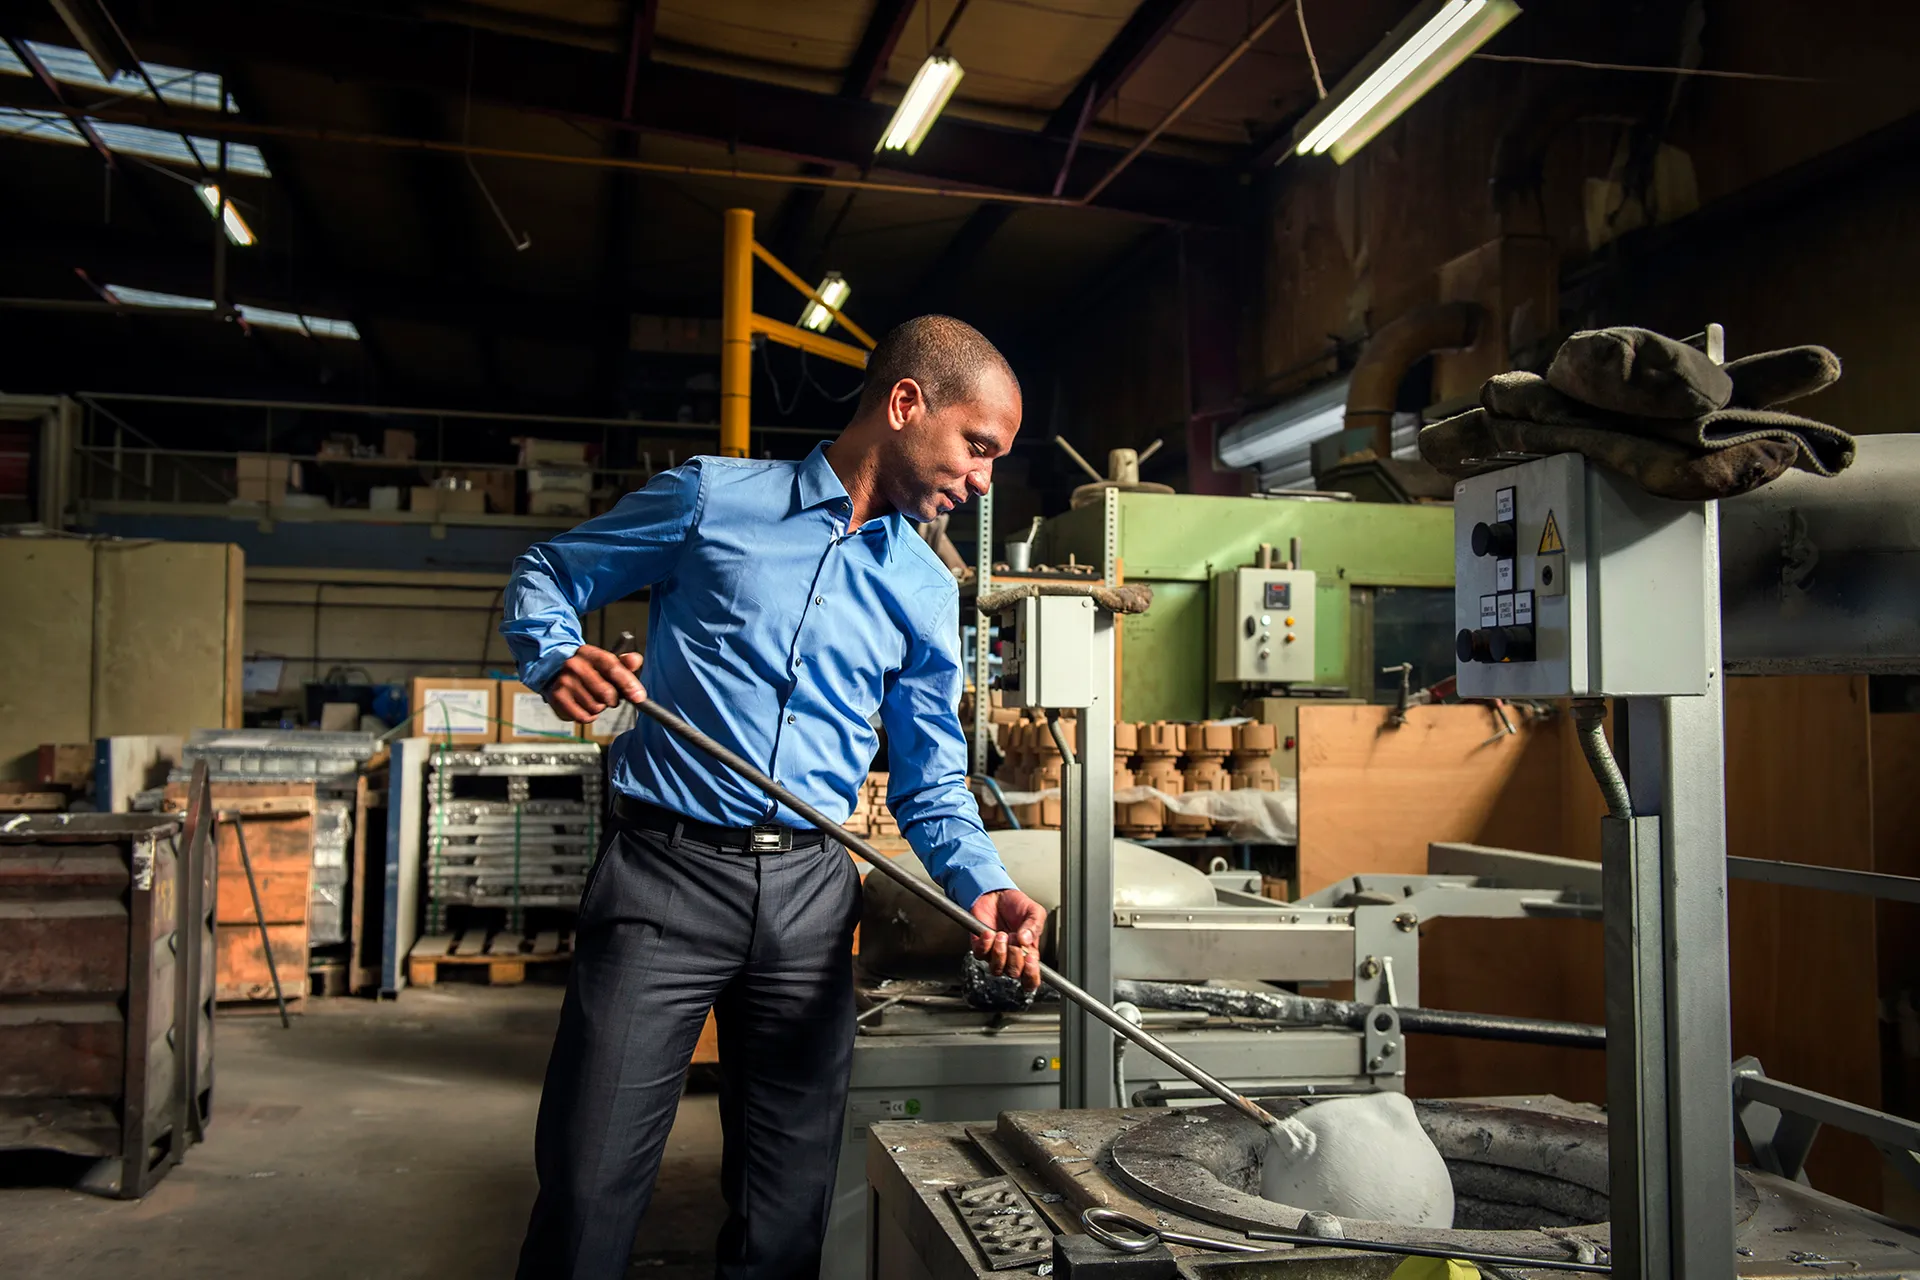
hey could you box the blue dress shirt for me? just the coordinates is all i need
[500,444,1016,908]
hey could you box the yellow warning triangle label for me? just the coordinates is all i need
[1538,510,1565,554]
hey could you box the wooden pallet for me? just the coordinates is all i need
[406,929,571,988]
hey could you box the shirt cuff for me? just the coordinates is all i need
[941,860,1019,910]
[520,644,578,694]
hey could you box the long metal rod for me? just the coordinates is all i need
[223,814,291,1029]
[1726,856,1920,904]
[75,391,830,435]
[1244,1225,1612,1273]
[1112,979,1607,1048]
[631,697,1282,1132]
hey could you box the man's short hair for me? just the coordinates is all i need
[857,315,1019,417]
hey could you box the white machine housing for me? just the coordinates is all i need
[1453,453,1710,698]
[1212,568,1317,684]
[998,594,1096,709]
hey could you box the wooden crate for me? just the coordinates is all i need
[165,781,314,1009]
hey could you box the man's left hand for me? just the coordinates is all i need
[970,889,1047,990]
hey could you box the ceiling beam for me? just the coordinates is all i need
[219,64,403,396]
[0,217,653,348]
[764,0,919,269]
[843,0,918,100]
[73,0,1232,223]
[1044,0,1203,136]
[907,0,1203,319]
[46,0,131,77]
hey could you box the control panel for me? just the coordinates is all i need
[1212,569,1317,684]
[996,595,1096,709]
[1454,453,1710,698]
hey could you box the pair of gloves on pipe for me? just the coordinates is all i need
[1419,326,1854,499]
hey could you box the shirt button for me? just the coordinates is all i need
[815,595,825,605]
[786,713,797,724]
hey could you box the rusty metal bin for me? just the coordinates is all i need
[0,770,216,1198]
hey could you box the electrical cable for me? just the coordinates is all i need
[1573,699,1632,821]
[758,338,804,416]
[801,350,864,404]
[1295,0,1327,98]
[1473,53,1825,83]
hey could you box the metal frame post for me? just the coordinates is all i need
[971,486,994,776]
[1611,499,1735,1280]
[1061,607,1117,1109]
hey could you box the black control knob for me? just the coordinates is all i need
[1487,625,1536,663]
[1471,520,1517,558]
[1456,628,1493,664]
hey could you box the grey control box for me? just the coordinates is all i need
[1213,568,1317,684]
[996,595,1095,709]
[1453,454,1710,698]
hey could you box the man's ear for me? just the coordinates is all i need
[888,378,923,431]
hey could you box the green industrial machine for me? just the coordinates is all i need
[1026,492,1454,723]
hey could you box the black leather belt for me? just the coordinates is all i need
[611,793,825,853]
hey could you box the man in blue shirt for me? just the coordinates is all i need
[502,315,1046,1280]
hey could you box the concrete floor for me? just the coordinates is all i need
[0,985,727,1279]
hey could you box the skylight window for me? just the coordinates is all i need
[0,106,269,175]
[0,42,267,174]
[0,106,84,145]
[102,284,361,341]
[0,40,233,112]
[103,285,214,311]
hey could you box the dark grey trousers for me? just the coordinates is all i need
[516,817,861,1280]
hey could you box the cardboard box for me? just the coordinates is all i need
[236,452,292,483]
[586,701,637,742]
[37,742,94,789]
[529,491,589,518]
[498,681,580,743]
[527,465,593,493]
[410,486,484,516]
[437,488,486,515]
[382,428,416,460]
[451,469,516,514]
[369,485,401,512]
[517,437,589,467]
[410,677,496,744]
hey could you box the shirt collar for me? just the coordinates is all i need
[797,442,904,563]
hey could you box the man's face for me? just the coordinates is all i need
[879,368,1022,522]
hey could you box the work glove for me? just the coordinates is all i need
[1418,328,1853,498]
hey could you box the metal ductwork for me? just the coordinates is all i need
[1346,302,1484,458]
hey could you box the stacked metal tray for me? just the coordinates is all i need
[422,743,603,930]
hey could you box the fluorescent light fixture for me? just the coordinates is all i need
[199,184,255,246]
[876,51,964,156]
[1291,0,1519,164]
[798,272,852,333]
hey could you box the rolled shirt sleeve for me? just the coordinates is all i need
[500,463,703,691]
[880,586,1018,908]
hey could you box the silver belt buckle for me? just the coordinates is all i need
[748,825,792,853]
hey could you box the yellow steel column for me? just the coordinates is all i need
[720,207,754,458]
